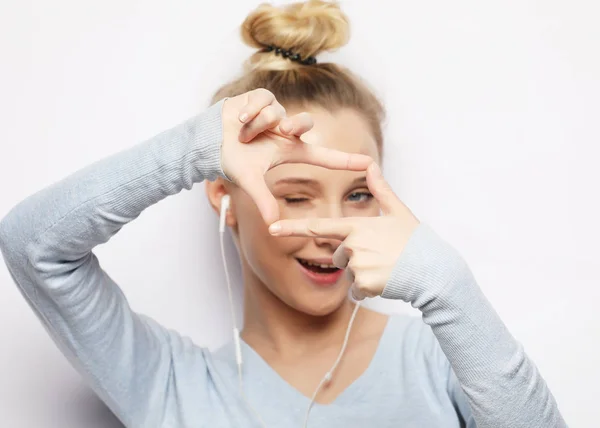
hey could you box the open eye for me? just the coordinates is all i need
[347,191,373,203]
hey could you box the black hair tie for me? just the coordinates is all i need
[264,45,317,66]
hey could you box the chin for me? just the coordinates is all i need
[259,258,352,317]
[292,288,350,317]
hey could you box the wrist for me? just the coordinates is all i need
[381,224,469,304]
[194,99,228,182]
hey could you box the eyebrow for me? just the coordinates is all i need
[274,176,367,187]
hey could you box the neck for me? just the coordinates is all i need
[240,269,356,359]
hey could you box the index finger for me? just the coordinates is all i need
[268,217,355,240]
[238,88,277,123]
[284,143,373,171]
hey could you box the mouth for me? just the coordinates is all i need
[296,258,339,273]
[295,257,344,286]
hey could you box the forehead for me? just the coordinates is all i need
[294,107,379,157]
[266,107,380,184]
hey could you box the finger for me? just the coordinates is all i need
[332,244,350,269]
[366,162,403,215]
[283,143,373,171]
[351,283,367,301]
[239,103,286,143]
[238,174,280,224]
[269,217,354,240]
[345,266,355,283]
[279,112,313,137]
[238,88,276,124]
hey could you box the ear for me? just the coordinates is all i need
[205,178,237,229]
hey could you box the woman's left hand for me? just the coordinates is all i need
[268,162,420,300]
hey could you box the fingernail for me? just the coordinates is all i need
[239,113,248,123]
[280,122,292,134]
[269,223,281,235]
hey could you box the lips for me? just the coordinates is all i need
[295,257,344,287]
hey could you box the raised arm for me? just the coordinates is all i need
[270,161,567,428]
[384,225,565,427]
[0,88,372,426]
[0,101,226,426]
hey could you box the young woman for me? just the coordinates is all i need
[0,1,565,427]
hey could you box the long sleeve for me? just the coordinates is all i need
[0,100,225,427]
[381,224,567,428]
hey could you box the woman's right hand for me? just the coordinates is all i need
[220,88,373,225]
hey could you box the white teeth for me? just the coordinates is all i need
[299,259,336,269]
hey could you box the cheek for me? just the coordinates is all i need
[234,197,307,277]
[277,199,326,221]
[357,204,381,217]
[239,230,309,285]
[342,199,382,218]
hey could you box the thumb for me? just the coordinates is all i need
[366,162,402,215]
[351,283,367,301]
[238,174,280,224]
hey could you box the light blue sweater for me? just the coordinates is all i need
[0,100,566,428]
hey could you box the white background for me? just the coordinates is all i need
[1,0,598,426]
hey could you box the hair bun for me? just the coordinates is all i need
[241,0,349,70]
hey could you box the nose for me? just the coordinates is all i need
[314,202,343,249]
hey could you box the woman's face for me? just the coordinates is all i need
[209,106,381,316]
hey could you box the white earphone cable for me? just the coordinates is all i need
[219,223,268,428]
[302,300,361,428]
[220,225,240,356]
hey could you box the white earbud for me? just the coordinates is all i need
[218,194,267,426]
[219,194,231,233]
[218,195,240,365]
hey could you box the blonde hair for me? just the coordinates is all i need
[212,0,385,154]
